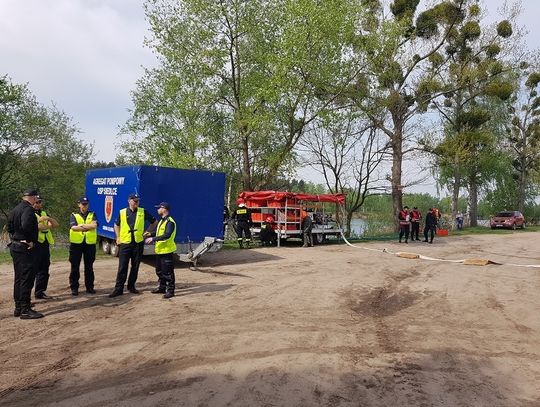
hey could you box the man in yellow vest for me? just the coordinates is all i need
[109,193,156,297]
[33,195,59,299]
[144,202,177,298]
[69,196,98,296]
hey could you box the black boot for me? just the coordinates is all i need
[108,290,123,298]
[20,305,44,320]
[14,302,21,317]
[151,287,166,294]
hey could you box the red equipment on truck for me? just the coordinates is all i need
[238,191,346,246]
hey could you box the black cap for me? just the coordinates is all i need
[78,196,89,203]
[154,202,170,210]
[404,206,409,209]
[22,189,38,197]
[128,193,140,200]
[413,206,417,209]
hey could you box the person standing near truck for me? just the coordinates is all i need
[110,193,156,297]
[33,195,59,299]
[69,196,98,296]
[7,189,44,319]
[232,200,252,248]
[301,209,314,247]
[145,202,177,298]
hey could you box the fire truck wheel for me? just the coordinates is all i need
[314,233,324,245]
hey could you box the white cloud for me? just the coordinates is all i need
[0,0,157,161]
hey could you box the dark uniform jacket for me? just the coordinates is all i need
[7,201,38,246]
[233,207,251,223]
[425,212,438,228]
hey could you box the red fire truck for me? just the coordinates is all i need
[238,191,346,246]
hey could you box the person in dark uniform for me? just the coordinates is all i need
[69,196,98,296]
[109,193,156,297]
[259,216,277,247]
[398,206,411,243]
[301,209,314,247]
[33,195,59,299]
[7,188,43,319]
[145,202,177,299]
[410,207,422,241]
[232,200,252,248]
[424,208,437,244]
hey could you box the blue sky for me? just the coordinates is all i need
[1,0,538,193]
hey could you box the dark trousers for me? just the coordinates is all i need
[399,224,410,242]
[10,244,36,309]
[69,242,96,291]
[424,226,436,242]
[34,242,51,296]
[411,222,420,240]
[155,253,175,293]
[235,221,251,243]
[114,242,144,291]
[302,228,313,247]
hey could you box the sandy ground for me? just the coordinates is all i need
[1,233,540,407]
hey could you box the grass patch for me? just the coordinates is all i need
[0,246,108,265]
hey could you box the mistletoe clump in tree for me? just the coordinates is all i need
[427,2,518,226]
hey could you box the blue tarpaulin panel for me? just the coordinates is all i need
[85,166,225,243]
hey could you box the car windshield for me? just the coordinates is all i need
[496,212,514,217]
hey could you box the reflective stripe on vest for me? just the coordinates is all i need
[119,207,145,244]
[69,212,97,244]
[36,210,55,244]
[155,216,177,254]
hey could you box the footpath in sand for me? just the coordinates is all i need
[1,232,540,406]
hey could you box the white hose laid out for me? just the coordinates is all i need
[339,230,540,268]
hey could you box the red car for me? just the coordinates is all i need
[490,211,525,230]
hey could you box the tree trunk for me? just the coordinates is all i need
[391,131,403,232]
[468,176,478,227]
[451,168,461,230]
[346,210,353,238]
[517,155,526,214]
[241,135,252,191]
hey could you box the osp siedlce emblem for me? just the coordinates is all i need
[104,195,114,223]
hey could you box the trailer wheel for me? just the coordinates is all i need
[101,239,111,255]
[110,241,120,257]
[313,233,325,245]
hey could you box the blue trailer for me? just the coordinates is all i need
[85,165,225,261]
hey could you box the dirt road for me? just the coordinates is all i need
[1,233,540,406]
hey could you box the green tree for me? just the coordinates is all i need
[347,0,468,229]
[0,75,94,231]
[121,0,364,191]
[506,64,540,213]
[426,3,517,226]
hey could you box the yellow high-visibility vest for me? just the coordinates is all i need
[69,212,97,244]
[119,208,145,244]
[36,210,55,244]
[155,216,176,254]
